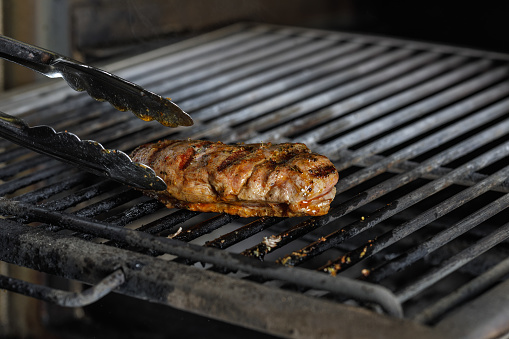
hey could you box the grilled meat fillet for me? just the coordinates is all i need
[130,140,338,217]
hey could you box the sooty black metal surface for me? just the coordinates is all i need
[1,23,509,338]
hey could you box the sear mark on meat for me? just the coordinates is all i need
[130,139,339,217]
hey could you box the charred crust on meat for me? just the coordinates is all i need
[217,148,251,172]
[146,141,171,166]
[308,165,337,178]
[290,165,303,173]
[177,147,195,170]
[269,144,308,164]
[191,140,214,153]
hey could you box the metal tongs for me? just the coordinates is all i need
[0,35,194,191]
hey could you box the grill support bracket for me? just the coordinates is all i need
[0,268,125,307]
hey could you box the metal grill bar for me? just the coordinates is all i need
[258,57,486,143]
[240,55,471,142]
[172,37,341,104]
[368,165,509,285]
[174,213,240,243]
[128,28,276,86]
[334,96,509,190]
[414,256,509,324]
[282,130,509,268]
[318,146,509,275]
[242,111,509,260]
[206,217,281,250]
[37,180,118,211]
[396,218,509,303]
[16,174,89,204]
[324,68,509,163]
[137,209,200,236]
[0,165,69,196]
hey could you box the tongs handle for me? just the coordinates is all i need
[0,111,166,191]
[0,34,59,76]
[0,35,193,127]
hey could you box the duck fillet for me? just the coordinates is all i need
[130,140,338,217]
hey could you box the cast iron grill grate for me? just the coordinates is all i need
[1,23,509,338]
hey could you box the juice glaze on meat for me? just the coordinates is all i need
[130,139,339,217]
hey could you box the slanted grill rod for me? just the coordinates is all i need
[396,218,509,303]
[368,165,509,285]
[243,107,509,260]
[0,269,125,307]
[414,256,509,324]
[333,91,509,192]
[282,126,509,268]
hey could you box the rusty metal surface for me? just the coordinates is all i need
[0,218,434,339]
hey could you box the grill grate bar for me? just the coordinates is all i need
[0,146,26,163]
[396,217,509,303]
[101,208,201,250]
[192,47,415,122]
[39,186,145,235]
[414,256,509,324]
[172,38,343,105]
[280,126,509,267]
[334,96,509,192]
[356,153,509,193]
[16,174,89,204]
[103,200,164,227]
[39,180,119,212]
[243,107,509,260]
[0,156,53,180]
[174,213,240,243]
[327,67,509,166]
[180,40,372,114]
[368,165,509,285]
[72,189,143,219]
[206,217,282,250]
[0,164,70,196]
[125,28,276,88]
[244,56,481,143]
[254,56,484,144]
[138,209,200,236]
[318,140,509,274]
[145,32,292,89]
[315,63,505,153]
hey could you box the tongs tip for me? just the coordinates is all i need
[0,111,167,191]
[135,97,194,128]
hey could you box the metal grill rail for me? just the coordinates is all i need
[1,23,509,338]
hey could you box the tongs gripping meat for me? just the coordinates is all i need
[0,111,166,191]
